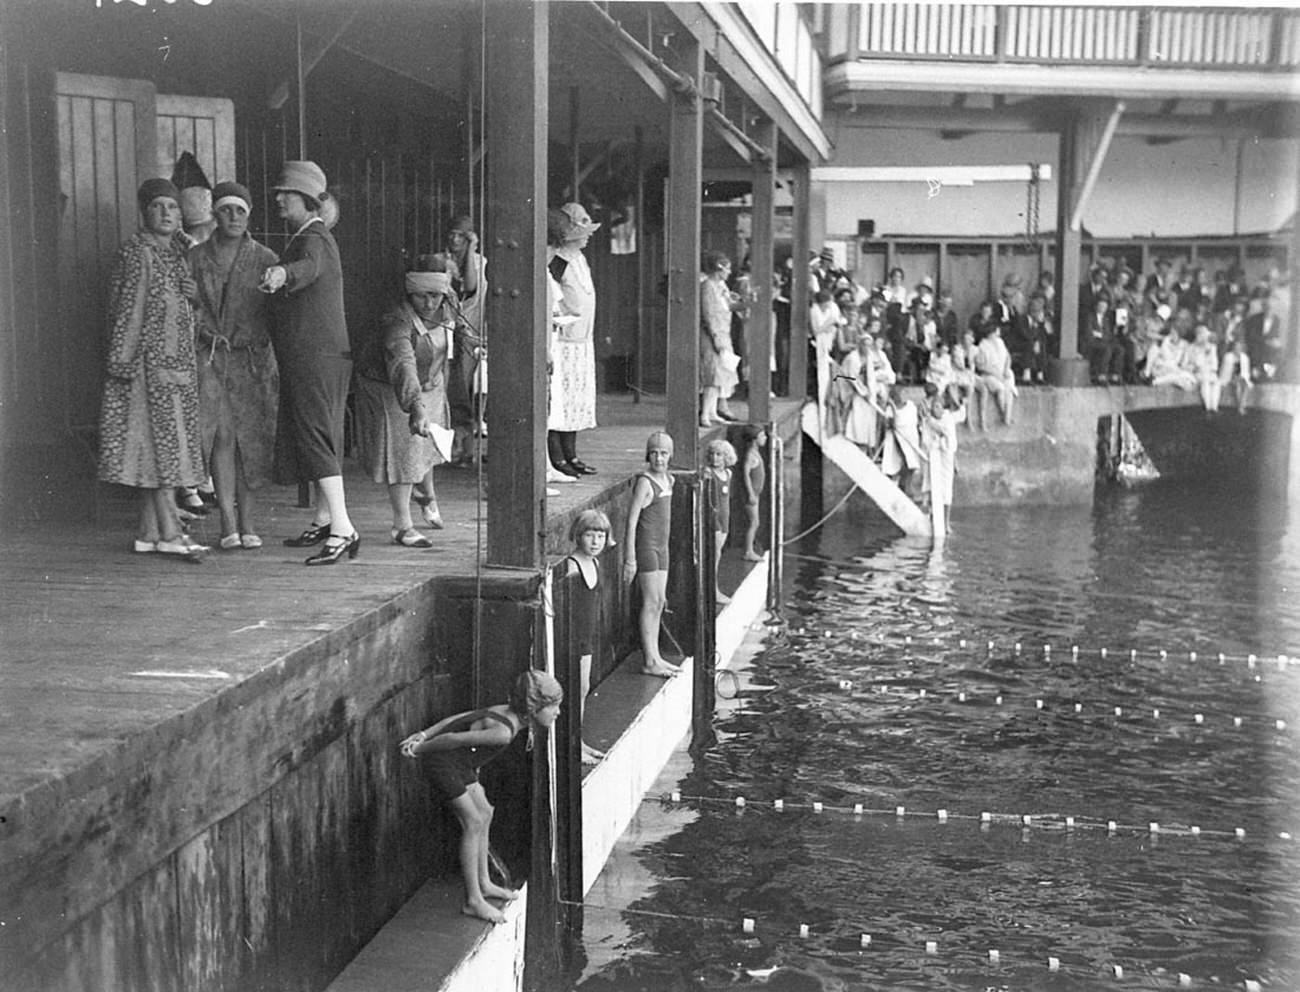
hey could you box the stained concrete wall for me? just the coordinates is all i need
[4,575,542,992]
[818,384,1299,509]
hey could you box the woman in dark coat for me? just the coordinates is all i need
[98,178,209,559]
[259,161,358,565]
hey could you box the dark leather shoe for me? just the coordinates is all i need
[567,459,597,475]
[304,532,360,565]
[284,522,330,547]
[553,461,581,477]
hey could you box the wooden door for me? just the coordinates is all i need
[55,71,157,428]
[944,243,991,326]
[156,94,235,188]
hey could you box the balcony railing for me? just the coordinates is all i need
[737,0,824,118]
[824,4,1300,70]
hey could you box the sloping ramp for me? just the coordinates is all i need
[801,403,931,537]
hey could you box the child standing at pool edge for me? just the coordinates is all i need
[623,431,679,677]
[562,508,612,764]
[703,437,738,605]
[399,669,563,924]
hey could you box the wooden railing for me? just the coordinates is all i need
[824,4,1300,69]
[737,1,824,117]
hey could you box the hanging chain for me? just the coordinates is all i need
[1025,164,1041,245]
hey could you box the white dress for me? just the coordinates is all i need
[547,245,597,432]
[840,349,878,446]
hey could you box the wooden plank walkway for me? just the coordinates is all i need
[0,394,796,808]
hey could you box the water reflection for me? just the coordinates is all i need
[575,485,1300,991]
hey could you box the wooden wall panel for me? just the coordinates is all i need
[176,816,246,992]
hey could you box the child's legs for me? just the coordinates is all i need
[579,652,593,715]
[210,421,238,536]
[233,446,257,535]
[449,788,491,905]
[637,569,668,662]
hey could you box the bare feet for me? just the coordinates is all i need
[640,658,680,678]
[742,550,763,562]
[480,881,519,902]
[462,899,507,925]
[581,742,605,766]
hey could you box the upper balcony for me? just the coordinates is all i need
[820,4,1300,110]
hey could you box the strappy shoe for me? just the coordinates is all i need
[413,494,444,530]
[157,535,209,560]
[284,522,330,547]
[304,532,360,566]
[391,527,433,549]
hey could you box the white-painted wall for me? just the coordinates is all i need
[819,122,1297,239]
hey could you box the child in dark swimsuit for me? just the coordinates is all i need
[622,431,679,677]
[563,508,611,764]
[703,437,737,605]
[399,670,563,923]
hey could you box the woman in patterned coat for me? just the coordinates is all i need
[97,178,209,559]
[545,203,600,479]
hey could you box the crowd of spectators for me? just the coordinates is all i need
[807,248,1289,436]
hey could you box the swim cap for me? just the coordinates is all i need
[510,670,563,716]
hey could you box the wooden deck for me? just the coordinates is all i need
[0,394,797,809]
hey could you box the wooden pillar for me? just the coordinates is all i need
[633,125,647,401]
[788,161,811,400]
[748,120,777,422]
[665,36,703,467]
[485,0,548,568]
[692,474,717,748]
[1286,148,1300,384]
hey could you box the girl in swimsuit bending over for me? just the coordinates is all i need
[399,670,563,923]
[622,431,679,677]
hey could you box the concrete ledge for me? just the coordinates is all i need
[581,656,695,895]
[323,879,527,992]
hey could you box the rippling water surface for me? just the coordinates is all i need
[572,483,1300,991]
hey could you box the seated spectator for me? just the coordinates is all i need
[951,329,982,408]
[933,290,960,345]
[926,338,954,394]
[1216,296,1248,349]
[974,324,1017,425]
[1214,265,1248,316]
[1243,290,1284,380]
[1219,337,1252,413]
[1017,293,1053,383]
[1173,265,1202,314]
[1143,256,1174,311]
[1036,269,1057,323]
[1144,328,1197,390]
[1083,295,1121,384]
[882,266,909,308]
[901,299,936,383]
[967,299,999,344]
[995,274,1024,328]
[1080,264,1111,320]
[1187,323,1221,412]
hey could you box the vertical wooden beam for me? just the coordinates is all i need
[633,124,646,402]
[569,86,581,200]
[1286,147,1300,384]
[485,0,547,569]
[665,36,703,467]
[788,161,811,400]
[748,119,776,422]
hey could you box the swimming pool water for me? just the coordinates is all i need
[571,483,1300,991]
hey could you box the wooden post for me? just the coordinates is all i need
[665,36,703,468]
[788,162,811,401]
[1287,147,1300,384]
[548,561,583,928]
[485,0,548,569]
[633,125,646,402]
[692,473,717,750]
[765,425,783,611]
[748,119,777,423]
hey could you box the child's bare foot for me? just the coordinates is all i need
[463,899,507,924]
[742,550,763,562]
[481,881,519,902]
[640,658,679,678]
[581,742,605,765]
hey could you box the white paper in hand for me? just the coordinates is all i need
[428,424,455,463]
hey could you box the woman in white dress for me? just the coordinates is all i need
[546,203,601,478]
[699,250,742,426]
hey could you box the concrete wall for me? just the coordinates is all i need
[818,385,1299,508]
[3,576,542,992]
[820,124,1297,240]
